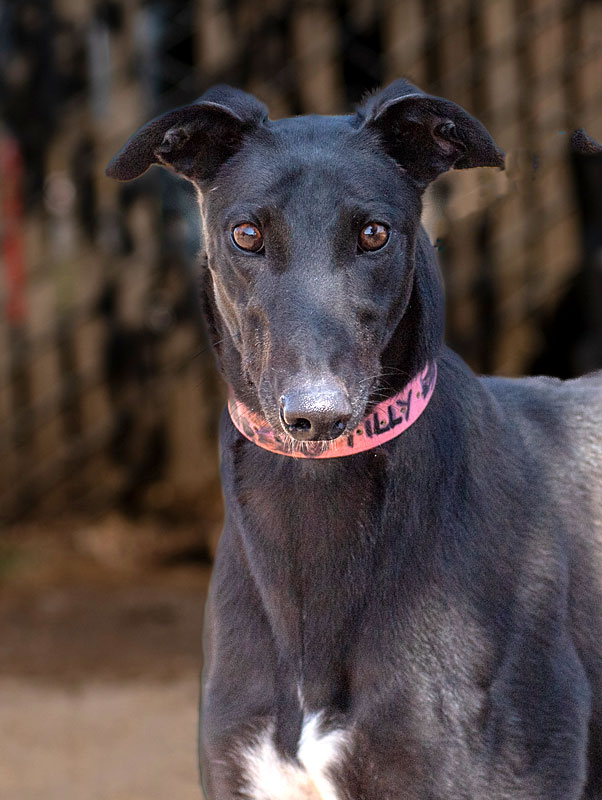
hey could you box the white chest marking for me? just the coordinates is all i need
[241,713,350,800]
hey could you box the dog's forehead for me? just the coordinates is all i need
[212,112,416,212]
[267,112,359,140]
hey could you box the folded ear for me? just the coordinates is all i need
[571,128,602,155]
[359,79,504,187]
[106,86,268,185]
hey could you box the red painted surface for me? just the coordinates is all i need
[1,136,27,324]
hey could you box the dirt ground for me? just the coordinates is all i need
[0,514,216,800]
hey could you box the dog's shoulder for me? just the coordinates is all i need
[481,369,602,427]
[481,370,602,503]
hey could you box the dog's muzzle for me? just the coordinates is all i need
[279,385,352,441]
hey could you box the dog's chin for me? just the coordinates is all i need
[281,427,345,445]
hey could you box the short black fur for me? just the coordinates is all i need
[108,80,602,800]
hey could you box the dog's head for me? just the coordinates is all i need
[108,80,503,443]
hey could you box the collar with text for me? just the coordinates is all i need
[227,361,437,459]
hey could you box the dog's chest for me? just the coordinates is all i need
[239,713,351,800]
[233,452,389,650]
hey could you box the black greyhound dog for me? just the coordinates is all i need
[107,80,602,799]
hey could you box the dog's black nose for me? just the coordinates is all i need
[280,386,352,441]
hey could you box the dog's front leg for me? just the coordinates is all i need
[199,524,312,800]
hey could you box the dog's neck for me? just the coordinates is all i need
[228,361,437,458]
[218,350,474,711]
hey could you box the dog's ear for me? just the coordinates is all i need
[359,79,504,186]
[571,128,602,155]
[106,86,268,185]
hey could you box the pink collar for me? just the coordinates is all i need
[227,361,437,459]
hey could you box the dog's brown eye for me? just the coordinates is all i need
[358,222,389,252]
[232,223,264,253]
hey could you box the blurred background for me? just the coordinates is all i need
[0,0,601,798]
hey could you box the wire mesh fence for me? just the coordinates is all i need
[1,0,601,527]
